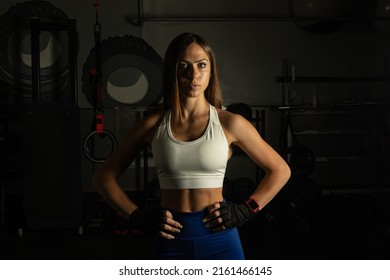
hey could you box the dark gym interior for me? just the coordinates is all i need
[1,0,390,260]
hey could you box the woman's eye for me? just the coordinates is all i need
[178,63,188,70]
[198,62,207,69]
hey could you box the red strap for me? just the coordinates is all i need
[92,0,104,135]
[95,113,104,134]
[89,67,98,77]
[94,0,100,16]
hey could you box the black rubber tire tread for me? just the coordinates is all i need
[81,34,163,108]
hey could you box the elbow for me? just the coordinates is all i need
[284,162,291,184]
[93,165,119,197]
[277,161,291,188]
[264,161,291,189]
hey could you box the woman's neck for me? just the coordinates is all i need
[179,96,209,120]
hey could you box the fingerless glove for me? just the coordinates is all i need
[213,201,256,230]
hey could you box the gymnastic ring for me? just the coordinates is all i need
[83,130,118,163]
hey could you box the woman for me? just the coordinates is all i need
[93,32,291,259]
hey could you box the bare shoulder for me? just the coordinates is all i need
[216,108,254,144]
[142,111,165,128]
[138,111,165,142]
[128,107,164,128]
[217,108,251,131]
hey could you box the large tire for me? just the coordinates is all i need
[82,35,163,108]
[0,1,74,102]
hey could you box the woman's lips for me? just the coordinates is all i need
[190,83,200,89]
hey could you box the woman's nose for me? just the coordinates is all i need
[186,65,199,79]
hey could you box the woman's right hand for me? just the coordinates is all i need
[128,207,182,239]
[159,209,183,239]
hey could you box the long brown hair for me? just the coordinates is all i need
[162,33,222,119]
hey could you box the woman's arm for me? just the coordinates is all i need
[204,111,291,230]
[92,115,156,217]
[92,113,182,238]
[230,113,291,210]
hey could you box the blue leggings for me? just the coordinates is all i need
[152,209,245,260]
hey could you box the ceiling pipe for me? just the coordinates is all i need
[127,0,390,27]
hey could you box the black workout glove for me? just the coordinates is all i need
[128,205,162,235]
[205,201,257,231]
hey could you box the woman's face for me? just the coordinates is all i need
[177,42,211,99]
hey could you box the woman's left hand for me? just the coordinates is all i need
[202,201,254,231]
[202,202,226,231]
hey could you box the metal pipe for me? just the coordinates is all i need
[31,17,41,103]
[130,14,390,26]
[137,0,144,27]
[30,18,78,103]
[67,18,78,103]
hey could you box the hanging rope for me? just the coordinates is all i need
[91,0,104,133]
[83,0,117,163]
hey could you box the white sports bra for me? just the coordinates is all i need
[151,105,229,190]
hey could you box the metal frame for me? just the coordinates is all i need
[30,17,78,103]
